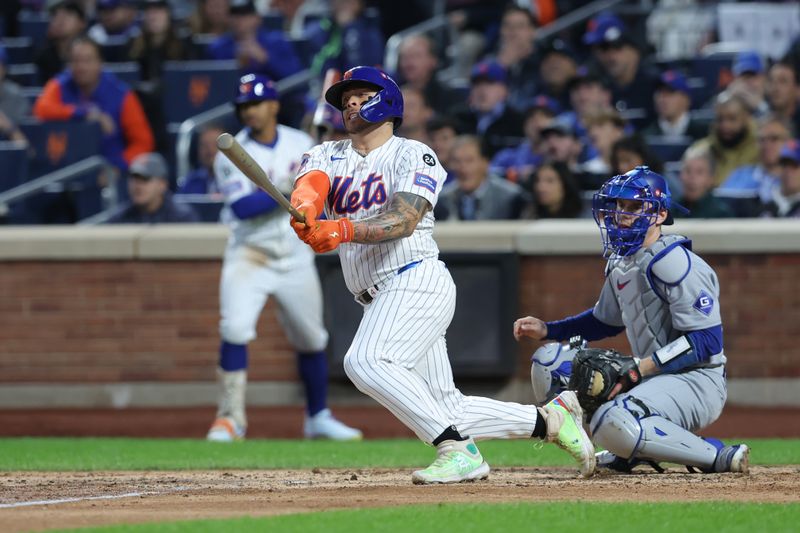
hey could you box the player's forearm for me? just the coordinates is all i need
[349,192,429,244]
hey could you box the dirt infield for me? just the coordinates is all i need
[1,466,798,532]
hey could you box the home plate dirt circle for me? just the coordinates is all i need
[1,467,798,532]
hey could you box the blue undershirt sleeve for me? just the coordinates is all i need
[544,308,626,342]
[230,190,280,220]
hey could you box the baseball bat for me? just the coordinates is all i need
[216,132,306,224]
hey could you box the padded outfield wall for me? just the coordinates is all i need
[0,220,798,425]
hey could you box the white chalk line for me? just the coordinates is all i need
[0,486,191,509]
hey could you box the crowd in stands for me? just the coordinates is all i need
[1,0,800,223]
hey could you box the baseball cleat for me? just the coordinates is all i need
[714,444,750,473]
[207,417,246,442]
[542,390,596,477]
[304,408,363,441]
[411,437,490,485]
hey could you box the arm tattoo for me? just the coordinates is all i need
[351,192,431,243]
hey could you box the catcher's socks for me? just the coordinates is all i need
[304,408,363,441]
[542,391,596,477]
[714,444,750,473]
[207,417,246,442]
[411,437,490,484]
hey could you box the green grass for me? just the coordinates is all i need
[62,502,800,533]
[0,437,797,471]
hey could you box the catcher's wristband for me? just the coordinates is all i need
[338,218,354,243]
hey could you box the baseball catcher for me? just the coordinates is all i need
[514,167,749,475]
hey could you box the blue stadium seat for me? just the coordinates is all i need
[18,11,50,48]
[105,62,141,86]
[645,135,692,163]
[690,54,736,108]
[100,35,132,63]
[262,12,284,30]
[5,63,38,86]
[0,143,28,193]
[2,37,34,65]
[290,37,314,69]
[161,60,240,124]
[18,120,103,177]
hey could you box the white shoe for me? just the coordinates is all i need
[411,437,490,484]
[304,408,363,441]
[207,417,246,442]
[542,390,596,477]
[715,444,750,473]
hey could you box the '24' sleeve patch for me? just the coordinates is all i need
[413,172,437,193]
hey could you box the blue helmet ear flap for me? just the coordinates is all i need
[325,66,404,128]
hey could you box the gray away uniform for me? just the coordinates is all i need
[589,234,728,470]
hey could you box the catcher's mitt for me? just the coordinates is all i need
[568,347,642,414]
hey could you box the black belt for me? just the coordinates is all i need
[355,260,422,306]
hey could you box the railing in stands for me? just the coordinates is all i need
[173,68,315,181]
[0,155,111,206]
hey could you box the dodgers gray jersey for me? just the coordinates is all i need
[593,234,726,365]
[215,125,314,261]
[296,136,447,294]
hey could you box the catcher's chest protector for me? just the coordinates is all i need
[606,234,687,357]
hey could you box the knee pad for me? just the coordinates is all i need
[590,398,646,459]
[530,342,577,405]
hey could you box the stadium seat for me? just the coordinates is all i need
[5,63,38,86]
[0,142,28,193]
[289,37,315,69]
[100,35,132,63]
[18,120,103,178]
[690,53,737,108]
[2,36,34,65]
[262,12,284,30]
[18,11,50,48]
[174,194,224,222]
[645,135,692,163]
[161,60,240,124]
[105,62,141,86]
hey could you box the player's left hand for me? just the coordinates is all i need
[303,218,354,253]
[290,202,318,239]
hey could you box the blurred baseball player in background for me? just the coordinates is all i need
[288,66,596,484]
[516,166,750,474]
[207,72,362,442]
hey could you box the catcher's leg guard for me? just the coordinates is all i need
[590,397,718,470]
[530,342,577,405]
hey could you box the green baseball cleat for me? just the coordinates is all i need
[542,390,596,477]
[412,437,490,484]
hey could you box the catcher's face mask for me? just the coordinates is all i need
[592,168,666,257]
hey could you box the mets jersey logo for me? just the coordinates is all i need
[329,173,388,215]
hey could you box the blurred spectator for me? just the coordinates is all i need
[207,0,302,81]
[33,37,155,174]
[537,38,579,111]
[487,5,539,112]
[128,0,192,82]
[271,0,327,38]
[88,0,141,45]
[539,120,584,179]
[0,45,30,145]
[396,86,432,144]
[583,109,627,175]
[425,115,459,183]
[642,70,707,141]
[109,152,200,223]
[444,2,507,80]
[728,50,768,119]
[304,0,384,77]
[188,0,231,36]
[34,0,88,83]
[452,60,524,158]
[310,101,348,143]
[437,135,529,221]
[610,135,664,176]
[490,95,559,185]
[177,124,224,195]
[718,115,790,205]
[766,61,800,136]
[523,161,584,219]
[688,91,758,186]
[760,139,800,218]
[396,34,459,115]
[558,70,612,161]
[583,11,659,127]
[675,145,735,219]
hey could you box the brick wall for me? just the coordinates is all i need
[2,253,798,384]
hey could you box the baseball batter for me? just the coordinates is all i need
[515,167,750,473]
[207,73,361,442]
[288,66,596,484]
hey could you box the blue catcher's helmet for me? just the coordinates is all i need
[324,66,404,128]
[592,166,687,257]
[234,73,278,105]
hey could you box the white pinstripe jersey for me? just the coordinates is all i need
[297,135,447,295]
[215,125,314,258]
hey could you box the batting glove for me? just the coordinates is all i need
[290,202,318,239]
[305,218,354,253]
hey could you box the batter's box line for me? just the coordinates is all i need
[0,486,192,509]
